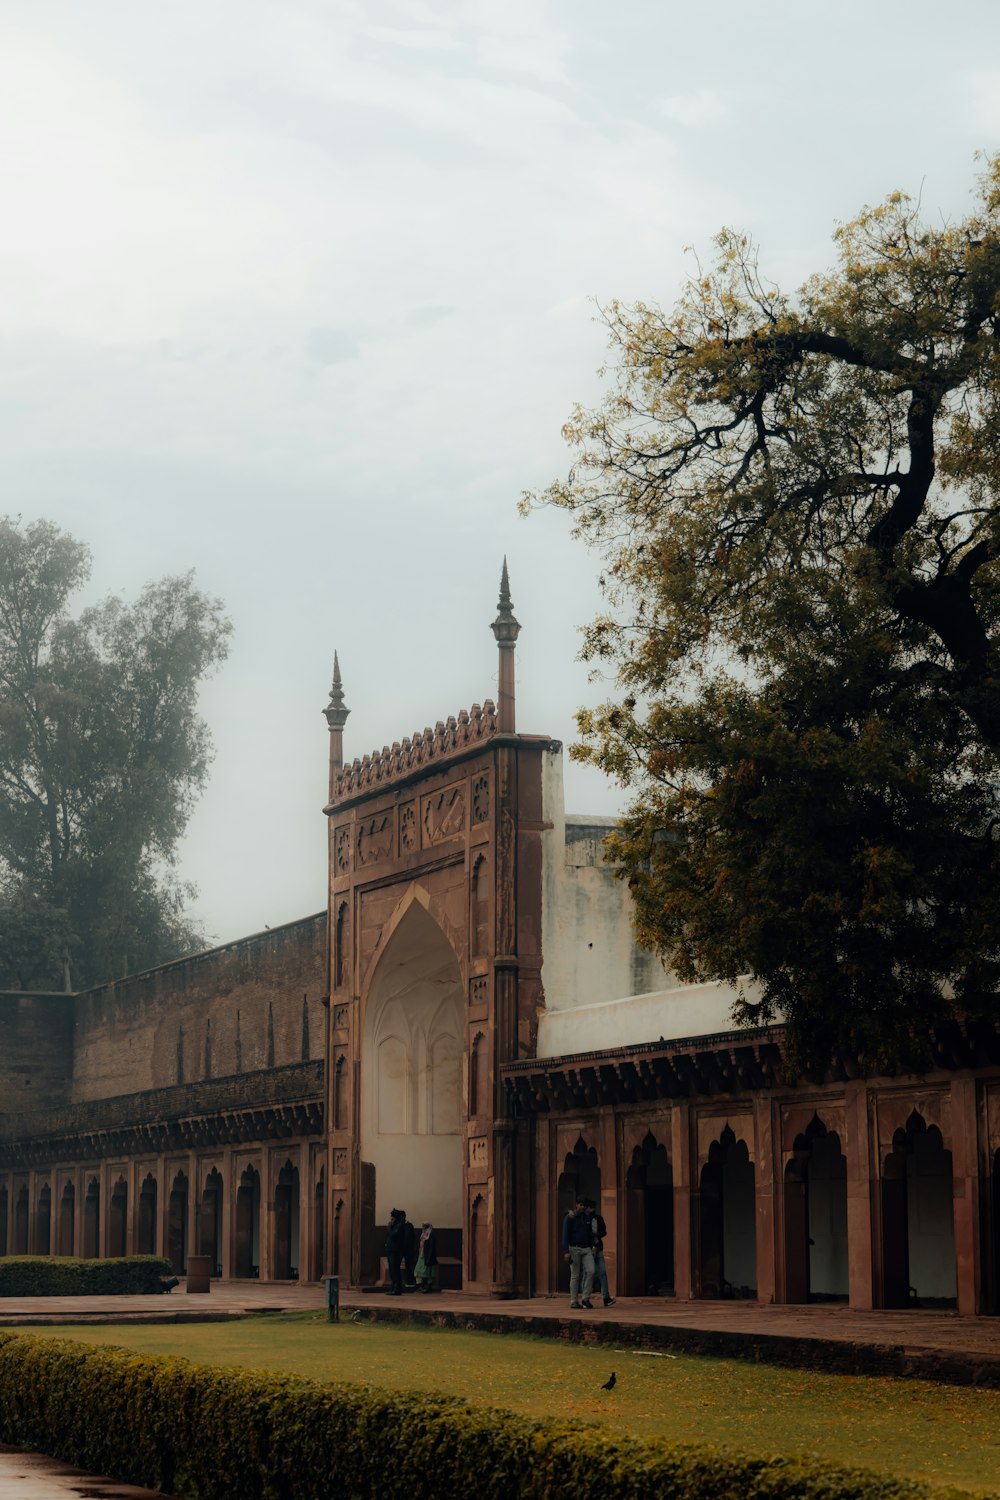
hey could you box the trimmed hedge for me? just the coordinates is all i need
[0,1256,172,1296]
[0,1332,979,1500]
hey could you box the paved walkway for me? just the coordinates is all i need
[0,1445,171,1498]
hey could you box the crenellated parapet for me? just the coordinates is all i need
[329,700,497,804]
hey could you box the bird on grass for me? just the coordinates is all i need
[600,1371,616,1391]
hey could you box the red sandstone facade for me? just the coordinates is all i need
[3,566,1000,1317]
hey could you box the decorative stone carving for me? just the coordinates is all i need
[472,773,490,824]
[357,812,394,866]
[422,784,465,846]
[400,802,418,852]
[469,976,488,1010]
[335,826,351,874]
[333,1004,349,1030]
[333,1147,348,1173]
[469,1136,488,1169]
[331,701,497,803]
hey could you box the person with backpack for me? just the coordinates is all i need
[585,1197,616,1307]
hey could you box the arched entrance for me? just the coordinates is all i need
[361,898,464,1286]
[167,1171,188,1273]
[699,1126,756,1298]
[273,1160,300,1280]
[58,1183,75,1256]
[138,1175,157,1256]
[109,1177,128,1258]
[234,1166,261,1278]
[881,1111,956,1308]
[35,1184,51,1256]
[199,1169,223,1275]
[624,1132,673,1296]
[312,1168,325,1281]
[83,1178,100,1258]
[556,1137,601,1292]
[783,1116,848,1302]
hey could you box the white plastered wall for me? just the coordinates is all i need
[538,746,752,1058]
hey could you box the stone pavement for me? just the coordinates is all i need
[0,1444,171,1498]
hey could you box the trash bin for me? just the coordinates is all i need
[186,1255,212,1293]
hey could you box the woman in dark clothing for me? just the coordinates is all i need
[385,1209,405,1295]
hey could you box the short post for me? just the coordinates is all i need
[324,1274,340,1322]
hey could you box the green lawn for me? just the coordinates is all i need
[22,1315,1000,1495]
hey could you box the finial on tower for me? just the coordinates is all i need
[491,557,520,732]
[324,652,350,788]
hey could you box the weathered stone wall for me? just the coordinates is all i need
[69,914,327,1103]
[0,992,76,1115]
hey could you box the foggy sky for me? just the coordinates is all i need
[2,0,998,946]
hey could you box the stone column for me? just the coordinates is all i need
[753,1094,777,1305]
[950,1075,981,1316]
[845,1082,875,1309]
[671,1101,694,1300]
[221,1147,235,1280]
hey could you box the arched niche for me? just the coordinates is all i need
[198,1169,223,1273]
[109,1176,128,1258]
[35,1183,52,1256]
[624,1131,674,1297]
[83,1178,100,1259]
[273,1159,300,1280]
[167,1171,188,1274]
[234,1166,261,1279]
[881,1111,956,1308]
[555,1137,601,1293]
[783,1114,848,1303]
[361,896,463,1243]
[699,1125,756,1298]
[138,1174,158,1257]
[58,1182,75,1257]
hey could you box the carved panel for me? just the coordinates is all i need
[335,826,352,874]
[333,1003,349,1030]
[469,976,488,1011]
[400,802,418,853]
[422,784,466,845]
[333,1148,348,1174]
[357,812,394,866]
[472,773,490,825]
[469,1136,488,1169]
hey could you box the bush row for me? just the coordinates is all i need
[0,1255,172,1296]
[0,1332,975,1500]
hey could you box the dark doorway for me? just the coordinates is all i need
[699,1126,756,1298]
[470,1193,488,1284]
[199,1169,223,1275]
[359,1160,378,1285]
[0,1186,7,1255]
[234,1166,261,1278]
[881,1112,956,1308]
[273,1161,300,1280]
[138,1175,157,1256]
[109,1177,128,1258]
[35,1184,52,1256]
[83,1179,100,1259]
[624,1132,674,1296]
[783,1117,848,1303]
[13,1186,28,1255]
[555,1137,601,1293]
[58,1184,75,1256]
[168,1172,188,1273]
[312,1169,325,1281]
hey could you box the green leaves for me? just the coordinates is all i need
[0,518,231,989]
[535,158,1000,1071]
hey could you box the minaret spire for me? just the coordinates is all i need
[490,557,521,733]
[323,651,350,794]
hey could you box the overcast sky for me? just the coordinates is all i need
[2,0,998,947]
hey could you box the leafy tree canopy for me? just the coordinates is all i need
[0,517,232,990]
[530,156,1000,1072]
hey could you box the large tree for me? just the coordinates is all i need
[0,517,231,990]
[533,156,1000,1072]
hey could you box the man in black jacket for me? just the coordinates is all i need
[561,1196,596,1309]
[385,1209,405,1295]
